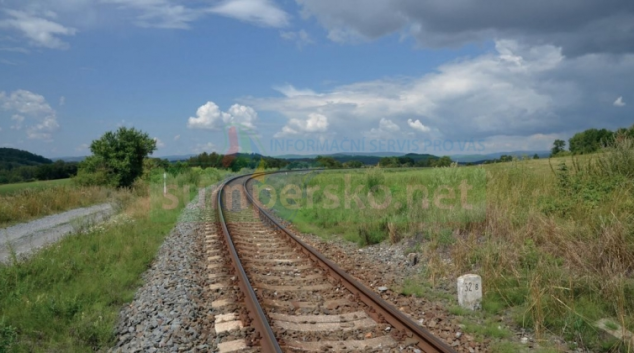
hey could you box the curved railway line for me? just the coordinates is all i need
[204,171,457,353]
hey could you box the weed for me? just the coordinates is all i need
[0,319,17,353]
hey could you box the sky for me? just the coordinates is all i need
[0,0,632,159]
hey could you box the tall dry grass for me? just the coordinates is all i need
[0,185,123,228]
[443,138,634,350]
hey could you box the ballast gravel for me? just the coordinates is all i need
[111,188,216,353]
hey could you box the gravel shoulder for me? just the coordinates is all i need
[0,203,113,263]
[111,187,215,352]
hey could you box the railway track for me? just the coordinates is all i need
[205,171,456,353]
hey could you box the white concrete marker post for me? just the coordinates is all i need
[457,274,482,310]
[163,172,167,195]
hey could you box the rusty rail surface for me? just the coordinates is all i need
[242,170,456,353]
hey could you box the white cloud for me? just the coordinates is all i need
[280,29,313,48]
[11,114,24,129]
[226,104,257,129]
[407,119,430,133]
[273,84,317,98]
[59,96,65,106]
[363,118,400,139]
[245,40,634,153]
[0,10,76,49]
[101,0,202,29]
[75,143,89,152]
[379,118,400,132]
[0,89,59,140]
[209,0,289,28]
[154,137,165,148]
[614,96,626,107]
[274,113,328,137]
[187,101,224,130]
[174,134,181,141]
[187,101,258,130]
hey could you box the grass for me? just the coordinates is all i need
[0,179,72,196]
[0,183,120,228]
[0,169,227,352]
[254,166,486,246]
[255,139,634,352]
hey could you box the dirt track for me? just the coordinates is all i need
[0,203,113,263]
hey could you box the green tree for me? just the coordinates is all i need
[533,154,540,159]
[499,155,513,163]
[551,139,566,156]
[431,156,453,167]
[344,160,364,168]
[78,127,157,187]
[315,156,342,169]
[568,128,614,154]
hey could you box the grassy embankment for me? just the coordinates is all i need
[255,140,634,352]
[0,168,227,352]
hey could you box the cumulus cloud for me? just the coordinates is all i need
[295,0,634,55]
[174,134,181,141]
[363,118,400,139]
[0,89,59,140]
[209,0,289,28]
[274,113,329,137]
[187,101,258,130]
[407,119,430,133]
[280,29,313,48]
[0,10,77,49]
[614,96,626,107]
[245,40,634,152]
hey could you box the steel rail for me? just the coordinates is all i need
[216,175,283,353]
[243,170,457,353]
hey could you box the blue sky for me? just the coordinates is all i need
[0,0,632,158]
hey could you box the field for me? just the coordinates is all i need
[0,169,228,352]
[0,179,72,196]
[255,143,634,352]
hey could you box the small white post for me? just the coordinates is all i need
[457,274,482,310]
[163,172,167,195]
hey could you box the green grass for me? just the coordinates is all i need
[0,179,71,196]
[0,170,226,352]
[254,167,487,245]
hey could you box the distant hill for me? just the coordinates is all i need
[0,148,52,170]
[57,156,87,163]
[452,151,550,164]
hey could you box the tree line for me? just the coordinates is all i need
[0,148,79,184]
[186,152,290,172]
[313,155,453,169]
[551,124,634,156]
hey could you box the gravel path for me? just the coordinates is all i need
[0,203,113,263]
